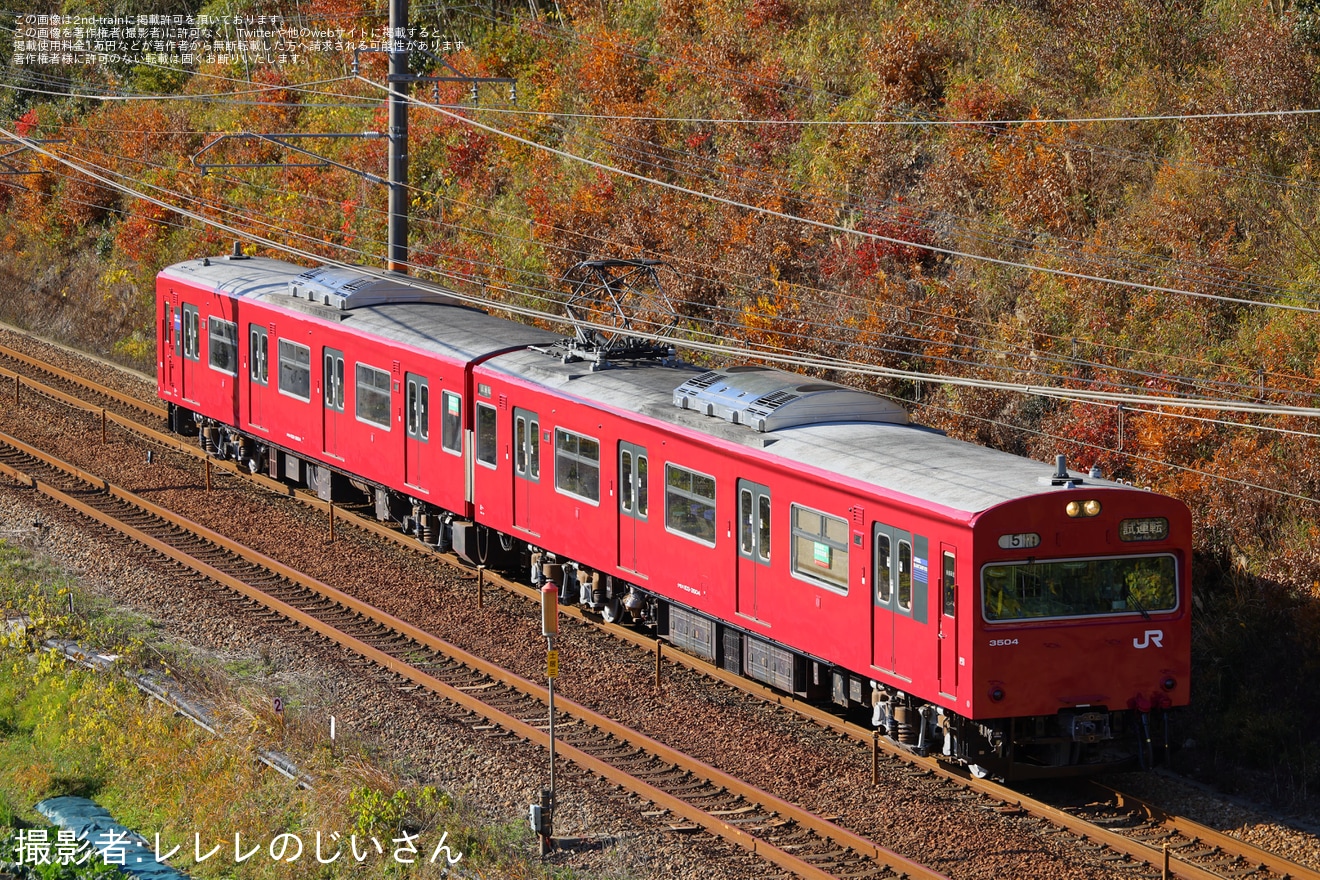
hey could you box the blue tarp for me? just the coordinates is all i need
[35,797,190,880]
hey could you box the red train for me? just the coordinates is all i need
[156,252,1192,779]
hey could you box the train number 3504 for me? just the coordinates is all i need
[988,638,1020,647]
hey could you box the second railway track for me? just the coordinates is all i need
[0,426,945,880]
[1,330,1318,880]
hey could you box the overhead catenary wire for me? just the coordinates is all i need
[14,130,1320,507]
[23,63,1319,409]
[22,126,1320,421]
[362,77,1320,318]
[44,94,1320,409]
[66,136,1319,411]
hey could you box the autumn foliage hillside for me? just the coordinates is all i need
[4,0,1320,801]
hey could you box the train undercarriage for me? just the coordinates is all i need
[174,403,1169,781]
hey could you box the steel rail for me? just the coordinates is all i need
[0,342,168,420]
[1086,780,1319,880]
[3,342,1317,880]
[0,428,946,880]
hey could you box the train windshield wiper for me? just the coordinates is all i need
[1124,583,1152,620]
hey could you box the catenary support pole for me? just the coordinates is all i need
[387,0,408,272]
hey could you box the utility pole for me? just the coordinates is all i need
[387,0,409,273]
[530,583,559,855]
[193,0,513,275]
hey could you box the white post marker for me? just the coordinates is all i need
[540,584,558,854]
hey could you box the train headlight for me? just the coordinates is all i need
[1161,677,1177,691]
[1066,499,1102,517]
[989,686,1006,702]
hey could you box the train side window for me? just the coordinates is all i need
[942,551,956,618]
[419,384,429,440]
[636,453,648,517]
[406,376,428,441]
[554,428,600,503]
[898,540,913,611]
[441,392,461,455]
[181,304,199,362]
[476,403,497,466]
[323,349,344,412]
[739,488,753,555]
[791,504,849,592]
[757,494,771,563]
[665,464,716,545]
[875,534,892,604]
[249,325,268,385]
[277,339,310,401]
[513,409,541,480]
[528,416,540,479]
[208,317,237,376]
[355,363,391,429]
[621,450,634,514]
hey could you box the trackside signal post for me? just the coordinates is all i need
[530,584,558,855]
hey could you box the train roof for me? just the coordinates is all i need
[162,255,1131,517]
[485,348,1132,517]
[159,256,560,361]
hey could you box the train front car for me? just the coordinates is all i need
[955,471,1192,778]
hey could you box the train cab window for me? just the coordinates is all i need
[897,540,912,611]
[208,317,237,375]
[355,363,391,429]
[441,392,462,455]
[476,403,497,467]
[554,429,600,503]
[875,534,892,604]
[277,340,311,401]
[665,465,715,545]
[982,554,1178,622]
[181,304,199,362]
[791,505,849,592]
[249,325,268,385]
[942,551,956,618]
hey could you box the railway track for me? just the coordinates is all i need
[0,425,944,880]
[1,334,1317,880]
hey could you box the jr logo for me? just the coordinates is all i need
[1133,629,1164,649]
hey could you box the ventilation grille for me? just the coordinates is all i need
[672,366,908,432]
[285,265,461,310]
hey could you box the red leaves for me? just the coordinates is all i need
[821,207,937,281]
[14,109,38,138]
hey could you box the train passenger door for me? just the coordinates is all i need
[180,303,199,403]
[617,442,649,576]
[512,407,539,534]
[873,523,914,677]
[404,374,429,490]
[938,545,958,698]
[736,480,771,619]
[322,347,345,460]
[248,324,268,428]
[161,300,175,393]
